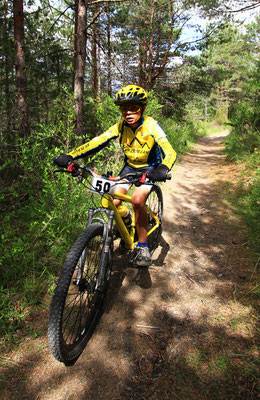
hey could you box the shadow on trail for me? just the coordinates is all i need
[1,133,258,400]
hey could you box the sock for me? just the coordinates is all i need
[137,242,148,247]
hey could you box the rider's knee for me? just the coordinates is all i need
[131,193,145,208]
[113,198,121,207]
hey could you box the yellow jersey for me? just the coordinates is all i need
[69,115,177,170]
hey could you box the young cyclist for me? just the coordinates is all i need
[54,85,177,267]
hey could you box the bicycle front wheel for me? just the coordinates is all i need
[146,185,163,253]
[48,223,109,365]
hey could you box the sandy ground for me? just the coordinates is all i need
[1,131,258,400]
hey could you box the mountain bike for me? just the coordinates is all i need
[48,163,170,365]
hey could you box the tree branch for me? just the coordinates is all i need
[88,0,131,5]
[222,1,260,13]
[85,8,103,30]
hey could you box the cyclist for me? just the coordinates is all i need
[55,84,177,267]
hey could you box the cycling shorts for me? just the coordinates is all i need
[111,164,155,193]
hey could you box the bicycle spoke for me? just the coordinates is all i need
[146,186,163,252]
[60,231,103,347]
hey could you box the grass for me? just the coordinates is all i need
[206,122,228,136]
[224,163,259,253]
[180,330,259,397]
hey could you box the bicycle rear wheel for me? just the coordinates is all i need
[146,185,163,253]
[48,223,109,365]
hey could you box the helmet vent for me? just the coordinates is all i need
[114,84,148,105]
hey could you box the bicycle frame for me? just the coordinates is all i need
[55,163,161,251]
[100,190,160,250]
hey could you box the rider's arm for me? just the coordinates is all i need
[152,121,177,170]
[68,122,121,160]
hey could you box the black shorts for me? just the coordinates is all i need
[112,164,155,192]
[119,164,155,183]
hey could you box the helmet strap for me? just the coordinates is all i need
[141,104,146,116]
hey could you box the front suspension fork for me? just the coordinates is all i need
[76,207,114,289]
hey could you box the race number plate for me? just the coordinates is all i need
[91,176,114,194]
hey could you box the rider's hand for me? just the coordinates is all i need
[54,154,73,168]
[148,164,169,181]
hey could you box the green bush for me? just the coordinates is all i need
[0,94,92,338]
[159,117,205,155]
[145,90,164,120]
[215,107,229,125]
[224,99,260,253]
[225,102,259,160]
[227,154,260,250]
[88,93,121,134]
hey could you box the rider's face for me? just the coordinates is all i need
[120,103,145,126]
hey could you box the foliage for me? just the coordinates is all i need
[0,96,91,338]
[214,107,229,125]
[145,91,164,120]
[225,103,259,158]
[94,93,121,131]
[177,18,259,122]
[224,56,260,252]
[159,116,207,155]
[225,56,259,159]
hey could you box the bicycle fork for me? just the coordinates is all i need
[76,207,114,291]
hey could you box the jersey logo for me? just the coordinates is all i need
[125,136,151,150]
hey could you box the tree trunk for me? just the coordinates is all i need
[141,11,148,90]
[73,0,79,90]
[3,0,11,132]
[57,56,60,95]
[137,1,143,87]
[91,6,99,98]
[43,22,49,124]
[152,1,174,86]
[13,0,29,138]
[97,13,101,101]
[148,0,155,90]
[106,9,112,97]
[205,97,208,122]
[74,0,87,139]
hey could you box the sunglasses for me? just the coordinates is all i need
[119,104,142,113]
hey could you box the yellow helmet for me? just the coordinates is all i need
[114,84,148,105]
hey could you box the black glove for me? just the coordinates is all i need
[54,154,73,168]
[148,164,169,181]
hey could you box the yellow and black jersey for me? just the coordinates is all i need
[69,115,177,170]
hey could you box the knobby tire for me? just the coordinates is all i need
[146,185,163,253]
[48,223,109,365]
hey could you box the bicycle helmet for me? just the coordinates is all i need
[114,84,148,105]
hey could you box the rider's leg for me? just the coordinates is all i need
[131,185,150,244]
[131,185,152,266]
[112,186,127,207]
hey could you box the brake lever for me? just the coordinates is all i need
[139,172,147,184]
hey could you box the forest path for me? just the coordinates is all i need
[1,130,258,400]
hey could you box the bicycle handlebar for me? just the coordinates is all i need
[54,162,171,183]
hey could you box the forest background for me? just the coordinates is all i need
[0,0,259,342]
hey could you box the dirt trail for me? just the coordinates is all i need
[1,131,258,400]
